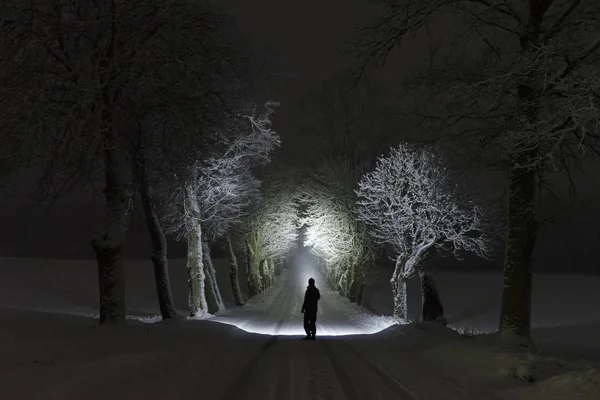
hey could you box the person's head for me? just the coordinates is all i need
[308,278,315,286]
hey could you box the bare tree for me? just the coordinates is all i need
[132,124,177,320]
[352,0,600,339]
[356,144,492,321]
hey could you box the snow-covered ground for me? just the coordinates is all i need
[211,263,397,336]
[363,268,600,361]
[1,256,599,399]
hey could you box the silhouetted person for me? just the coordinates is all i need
[301,278,320,340]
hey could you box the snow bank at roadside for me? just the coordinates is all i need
[413,325,600,400]
[504,368,600,400]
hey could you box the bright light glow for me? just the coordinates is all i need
[209,316,398,336]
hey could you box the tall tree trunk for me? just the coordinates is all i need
[498,14,544,339]
[92,136,132,324]
[186,186,208,317]
[226,235,244,306]
[135,151,177,320]
[245,234,261,297]
[418,270,444,323]
[203,239,225,313]
[499,165,536,338]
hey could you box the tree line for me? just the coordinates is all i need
[0,0,298,323]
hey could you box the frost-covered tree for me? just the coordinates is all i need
[351,0,600,339]
[0,0,246,323]
[356,144,492,320]
[300,158,378,304]
[243,174,299,296]
[163,102,280,316]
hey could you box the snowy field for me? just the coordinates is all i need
[362,268,600,360]
[1,257,600,399]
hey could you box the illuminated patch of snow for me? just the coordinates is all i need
[187,310,214,321]
[209,264,399,336]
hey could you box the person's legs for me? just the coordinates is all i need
[309,312,317,337]
[303,312,311,337]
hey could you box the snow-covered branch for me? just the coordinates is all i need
[356,144,492,278]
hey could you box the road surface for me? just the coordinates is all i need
[208,261,498,400]
[211,260,394,337]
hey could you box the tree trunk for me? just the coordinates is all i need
[266,258,274,288]
[497,8,544,341]
[259,258,270,291]
[356,283,365,306]
[245,235,261,297]
[92,136,132,325]
[499,164,537,338]
[348,262,356,302]
[135,151,177,320]
[418,270,444,323]
[93,239,127,324]
[391,276,408,320]
[186,186,208,317]
[390,257,408,320]
[226,235,244,306]
[202,239,225,313]
[262,258,270,289]
[348,262,364,304]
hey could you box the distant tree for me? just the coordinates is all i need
[356,144,492,320]
[243,173,299,296]
[300,157,378,304]
[352,0,600,339]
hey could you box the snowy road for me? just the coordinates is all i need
[220,334,421,400]
[207,264,487,400]
[210,262,396,337]
[210,263,418,399]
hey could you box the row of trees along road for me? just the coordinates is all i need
[351,0,600,341]
[0,0,292,323]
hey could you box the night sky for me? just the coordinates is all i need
[0,0,599,272]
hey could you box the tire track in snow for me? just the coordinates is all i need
[335,340,421,399]
[220,335,279,400]
[221,284,293,400]
[321,339,421,400]
[320,340,361,400]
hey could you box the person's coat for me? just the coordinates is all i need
[301,285,320,314]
